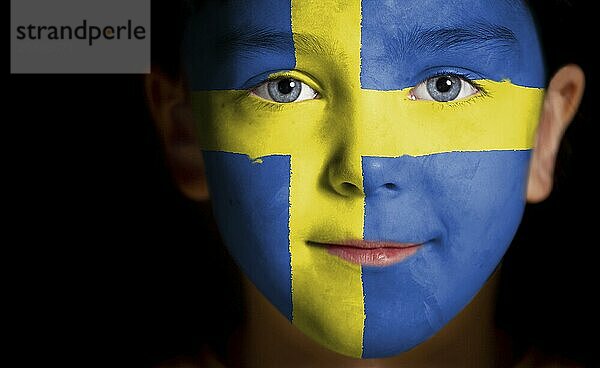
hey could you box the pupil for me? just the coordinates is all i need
[436,77,453,93]
[277,79,295,94]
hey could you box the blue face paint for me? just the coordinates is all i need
[203,151,293,320]
[184,0,295,90]
[360,0,545,89]
[361,150,530,357]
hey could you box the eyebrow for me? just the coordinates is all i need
[216,27,293,56]
[388,22,519,59]
[215,26,339,59]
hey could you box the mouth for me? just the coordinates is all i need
[309,240,423,266]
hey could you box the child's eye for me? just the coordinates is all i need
[410,75,479,102]
[251,77,319,103]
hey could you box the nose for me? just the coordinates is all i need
[325,97,412,198]
[362,156,411,197]
[326,145,364,198]
[327,152,413,198]
[327,141,417,198]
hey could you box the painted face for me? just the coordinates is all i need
[186,0,545,359]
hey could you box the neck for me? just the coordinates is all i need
[230,270,511,368]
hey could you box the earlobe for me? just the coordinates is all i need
[527,64,585,203]
[145,69,210,201]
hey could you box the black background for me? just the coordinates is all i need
[8,1,598,366]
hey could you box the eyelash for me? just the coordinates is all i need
[437,92,489,110]
[241,71,320,111]
[416,71,490,102]
[244,95,290,112]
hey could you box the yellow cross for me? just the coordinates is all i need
[191,0,542,357]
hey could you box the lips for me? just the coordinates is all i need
[311,240,423,266]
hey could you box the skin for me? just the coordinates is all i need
[146,1,585,366]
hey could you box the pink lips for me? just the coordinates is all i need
[322,240,422,266]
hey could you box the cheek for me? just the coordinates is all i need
[423,150,531,311]
[428,150,530,249]
[202,151,294,321]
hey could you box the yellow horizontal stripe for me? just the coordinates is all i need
[191,81,543,159]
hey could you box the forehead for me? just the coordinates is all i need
[186,0,543,90]
[194,0,530,30]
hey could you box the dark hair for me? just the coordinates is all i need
[528,0,590,75]
[149,1,191,78]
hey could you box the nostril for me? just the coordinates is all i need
[341,182,360,193]
[384,183,397,190]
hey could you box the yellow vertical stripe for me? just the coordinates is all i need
[289,0,366,358]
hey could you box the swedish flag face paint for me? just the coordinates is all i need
[186,0,545,358]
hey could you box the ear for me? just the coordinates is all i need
[145,69,209,201]
[527,64,585,203]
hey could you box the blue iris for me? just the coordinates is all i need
[267,78,302,102]
[426,75,462,102]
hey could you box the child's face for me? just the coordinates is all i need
[186,0,544,358]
